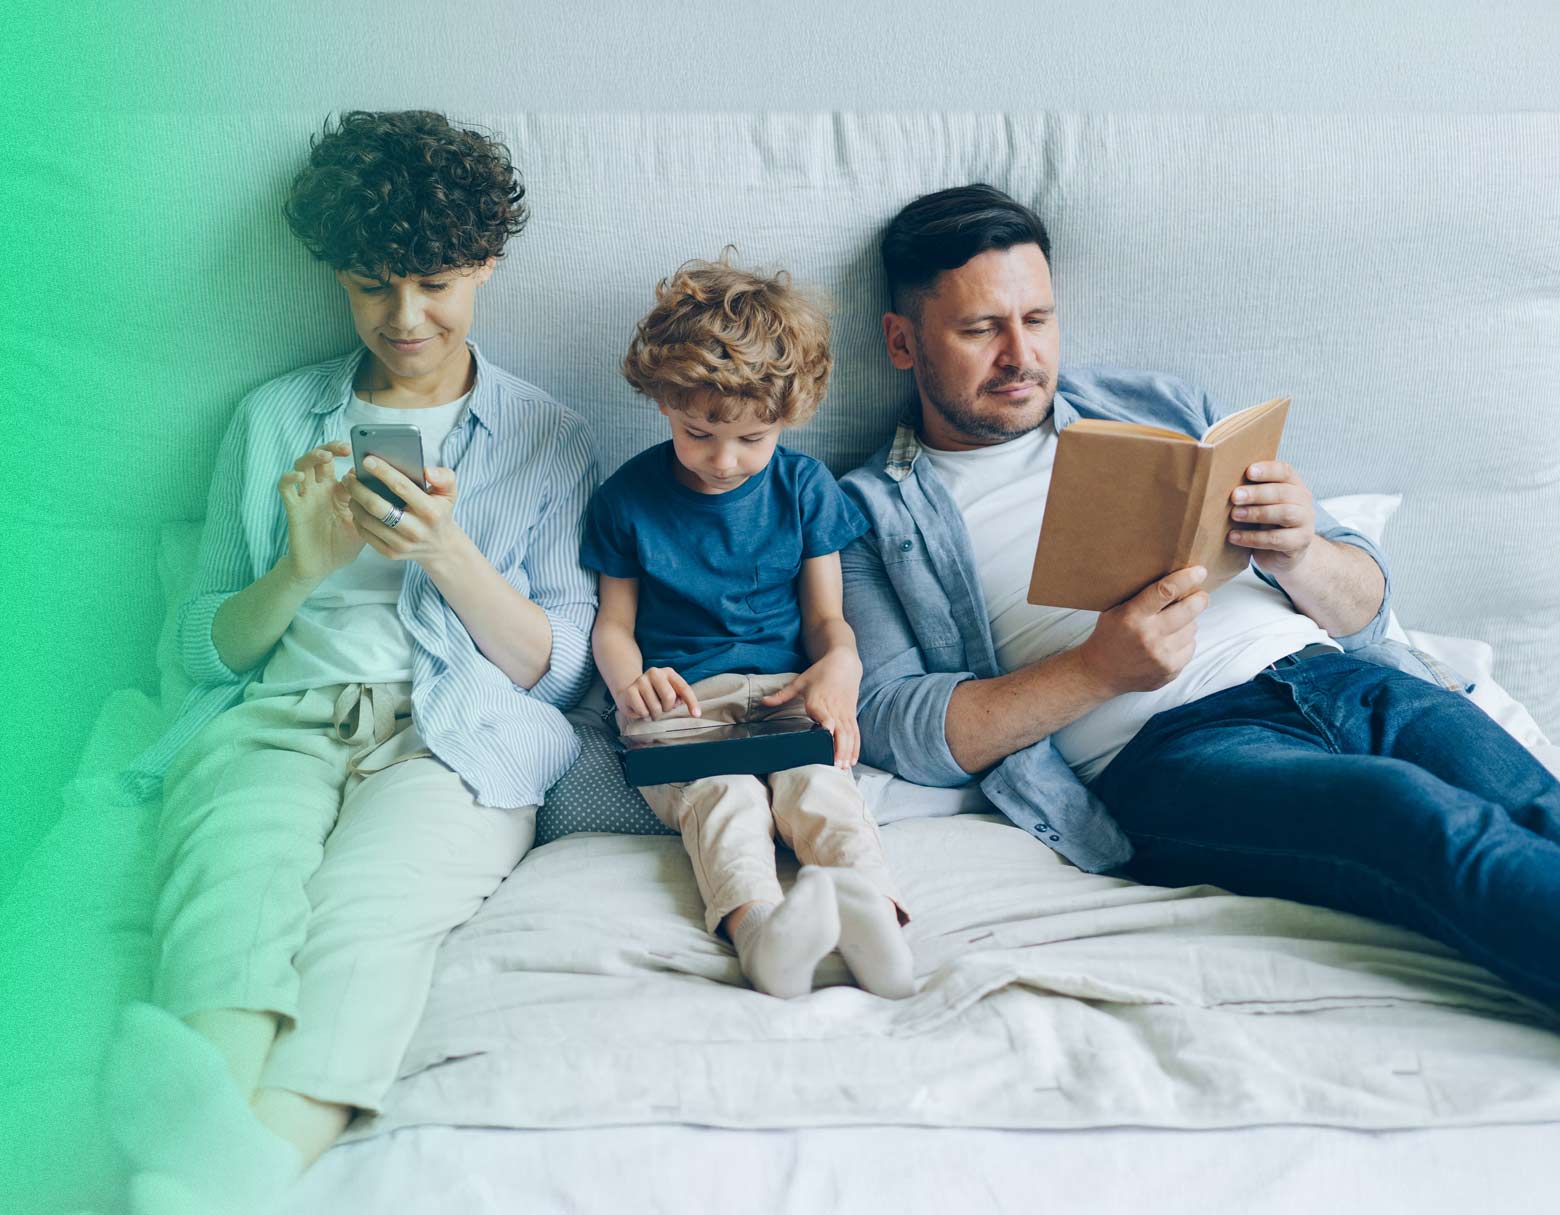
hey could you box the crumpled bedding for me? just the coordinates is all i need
[353,814,1560,1140]
[6,707,1559,1213]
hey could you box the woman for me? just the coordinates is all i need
[102,110,597,1214]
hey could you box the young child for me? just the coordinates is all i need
[583,256,914,1000]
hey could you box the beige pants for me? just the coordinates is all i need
[619,672,905,934]
[153,681,534,1112]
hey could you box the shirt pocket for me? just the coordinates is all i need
[881,531,930,567]
[879,533,962,653]
[746,555,803,618]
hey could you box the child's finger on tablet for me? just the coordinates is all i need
[670,671,701,717]
[648,668,681,713]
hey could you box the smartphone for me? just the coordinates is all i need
[350,423,426,511]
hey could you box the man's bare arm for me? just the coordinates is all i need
[1229,461,1386,638]
[1266,537,1385,638]
[945,647,1117,773]
[944,565,1211,774]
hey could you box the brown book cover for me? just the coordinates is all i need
[1027,396,1291,611]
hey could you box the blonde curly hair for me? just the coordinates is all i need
[622,253,832,426]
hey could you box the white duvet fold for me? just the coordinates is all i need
[355,816,1560,1139]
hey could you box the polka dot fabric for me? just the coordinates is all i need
[536,724,676,845]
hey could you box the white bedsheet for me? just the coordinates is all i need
[10,637,1557,1211]
[353,814,1560,1142]
[286,1122,1560,1215]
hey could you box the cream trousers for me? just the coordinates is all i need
[618,672,905,934]
[153,681,534,1112]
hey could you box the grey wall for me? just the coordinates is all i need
[7,0,1560,887]
[18,0,1560,115]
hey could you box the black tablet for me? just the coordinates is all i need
[616,718,835,785]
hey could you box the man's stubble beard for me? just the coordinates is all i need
[916,345,1055,445]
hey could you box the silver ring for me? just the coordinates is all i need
[381,504,405,529]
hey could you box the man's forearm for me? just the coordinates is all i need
[210,555,321,674]
[944,646,1115,774]
[1270,538,1386,639]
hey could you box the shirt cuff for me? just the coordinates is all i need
[1250,530,1392,651]
[525,608,595,708]
[177,592,246,686]
[860,670,977,789]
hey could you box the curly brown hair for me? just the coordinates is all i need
[284,110,527,279]
[622,254,832,426]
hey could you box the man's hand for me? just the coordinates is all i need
[1077,565,1209,697]
[276,441,364,585]
[760,649,864,769]
[615,666,701,721]
[1229,461,1317,578]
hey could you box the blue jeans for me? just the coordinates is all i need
[1092,652,1560,1007]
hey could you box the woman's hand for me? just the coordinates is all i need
[339,457,469,573]
[277,441,363,585]
[760,649,863,769]
[615,666,701,721]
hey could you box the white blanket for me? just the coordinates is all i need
[6,699,1560,1212]
[355,814,1560,1140]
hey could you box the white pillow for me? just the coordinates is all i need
[1317,492,1401,547]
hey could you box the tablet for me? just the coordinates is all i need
[616,717,835,785]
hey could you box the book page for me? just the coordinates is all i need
[1202,395,1287,444]
[1067,418,1193,443]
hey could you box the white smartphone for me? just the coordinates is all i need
[350,423,426,511]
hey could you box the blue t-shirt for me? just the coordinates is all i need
[581,441,869,685]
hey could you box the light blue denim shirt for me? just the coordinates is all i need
[110,343,598,809]
[839,366,1397,873]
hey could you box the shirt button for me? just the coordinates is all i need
[1049,834,1060,842]
[900,540,914,551]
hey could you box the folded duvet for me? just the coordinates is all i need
[357,815,1560,1138]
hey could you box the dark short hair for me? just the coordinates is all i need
[880,183,1051,317]
[284,110,528,279]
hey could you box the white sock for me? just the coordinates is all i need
[100,1004,300,1212]
[815,866,916,999]
[730,870,840,998]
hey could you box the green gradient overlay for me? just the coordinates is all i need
[0,6,297,1210]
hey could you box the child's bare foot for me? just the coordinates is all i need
[730,870,840,998]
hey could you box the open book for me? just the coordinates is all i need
[1027,396,1291,611]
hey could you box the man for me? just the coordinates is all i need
[840,183,1560,1007]
[100,111,597,1213]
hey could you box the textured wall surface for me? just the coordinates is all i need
[5,1,1559,886]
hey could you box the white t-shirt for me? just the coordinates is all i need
[259,391,470,693]
[918,421,1335,782]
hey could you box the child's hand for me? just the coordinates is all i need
[615,667,701,721]
[760,651,863,769]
